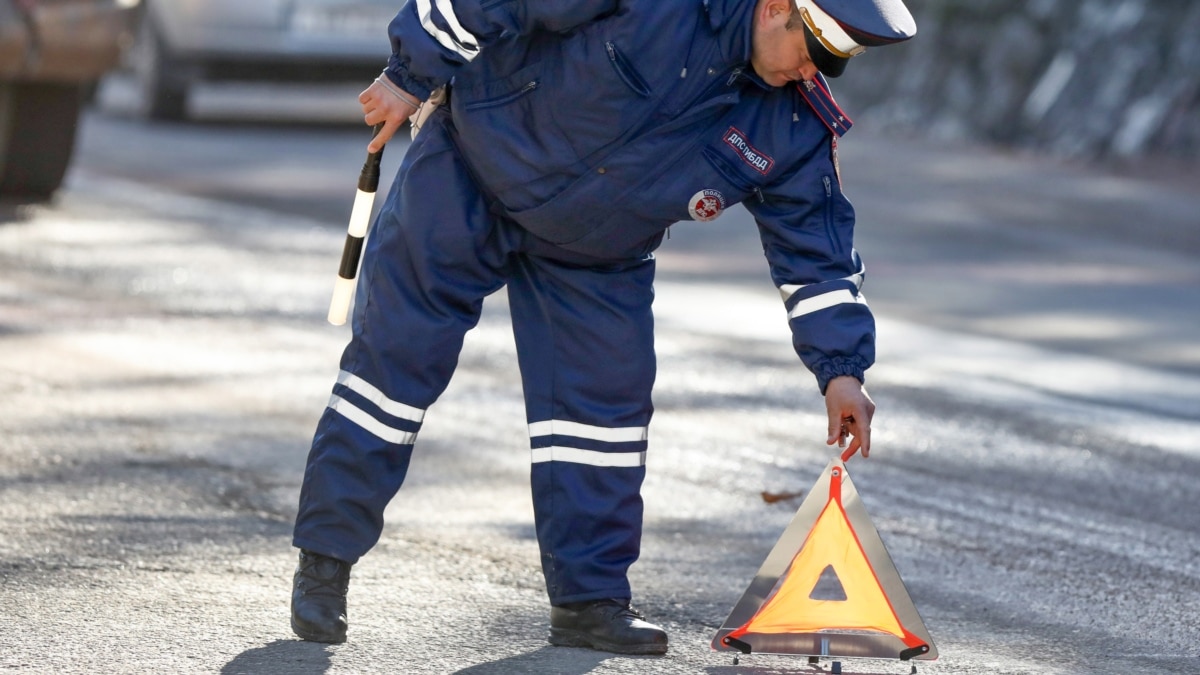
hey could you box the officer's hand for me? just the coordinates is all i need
[359,77,419,153]
[824,375,875,459]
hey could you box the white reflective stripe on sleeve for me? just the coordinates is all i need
[416,0,480,60]
[336,370,425,423]
[328,395,418,445]
[531,447,647,467]
[434,0,479,52]
[787,288,862,320]
[527,420,648,443]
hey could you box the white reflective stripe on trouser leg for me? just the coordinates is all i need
[788,289,864,319]
[336,370,426,423]
[527,419,648,443]
[779,270,864,302]
[415,0,480,60]
[531,447,647,467]
[328,394,418,445]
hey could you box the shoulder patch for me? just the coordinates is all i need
[688,189,727,222]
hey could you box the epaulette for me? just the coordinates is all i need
[796,75,853,138]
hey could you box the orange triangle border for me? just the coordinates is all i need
[711,458,937,661]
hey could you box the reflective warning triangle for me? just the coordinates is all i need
[712,456,937,661]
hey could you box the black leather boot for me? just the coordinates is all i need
[291,549,351,643]
[549,599,669,655]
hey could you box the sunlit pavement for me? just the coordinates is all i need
[0,83,1198,673]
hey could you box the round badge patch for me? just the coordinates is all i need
[688,189,726,222]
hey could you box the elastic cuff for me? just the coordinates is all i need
[376,72,421,107]
[814,355,868,394]
[384,60,434,101]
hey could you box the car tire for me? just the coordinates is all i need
[132,12,189,121]
[0,81,85,201]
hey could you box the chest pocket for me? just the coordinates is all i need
[615,140,769,227]
[702,145,764,194]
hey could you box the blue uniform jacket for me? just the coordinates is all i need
[383,0,874,392]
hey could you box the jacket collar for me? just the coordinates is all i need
[705,0,754,67]
[705,0,774,90]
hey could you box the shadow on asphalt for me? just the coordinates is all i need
[221,639,333,675]
[450,646,611,674]
[0,199,38,223]
[704,659,915,675]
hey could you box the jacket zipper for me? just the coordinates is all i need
[823,176,842,255]
[606,41,652,97]
[463,80,540,110]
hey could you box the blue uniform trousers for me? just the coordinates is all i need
[293,112,657,605]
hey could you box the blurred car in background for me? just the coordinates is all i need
[0,0,138,200]
[130,0,397,120]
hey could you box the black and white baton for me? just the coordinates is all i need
[327,126,385,326]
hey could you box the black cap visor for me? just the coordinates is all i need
[804,23,849,78]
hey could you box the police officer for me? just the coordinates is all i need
[291,0,916,655]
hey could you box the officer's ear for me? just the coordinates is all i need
[758,0,794,28]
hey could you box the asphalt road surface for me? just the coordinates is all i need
[0,80,1197,674]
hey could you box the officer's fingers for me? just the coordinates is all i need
[367,128,390,153]
[826,415,842,446]
[363,99,398,127]
[358,80,383,105]
[367,118,402,154]
[853,399,873,457]
[384,117,404,141]
[843,435,862,460]
[360,95,383,120]
[853,418,871,458]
